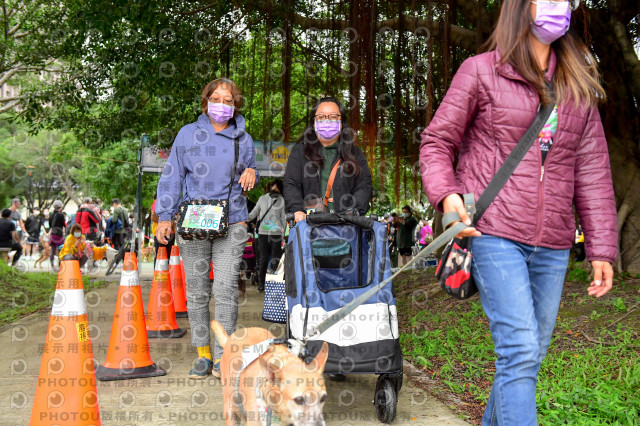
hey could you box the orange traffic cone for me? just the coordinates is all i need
[180,256,187,303]
[146,247,186,338]
[169,246,188,318]
[96,252,166,380]
[30,260,101,425]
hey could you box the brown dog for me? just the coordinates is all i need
[211,321,329,426]
[33,235,51,268]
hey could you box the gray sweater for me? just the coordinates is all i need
[248,193,286,236]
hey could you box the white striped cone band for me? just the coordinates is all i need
[155,259,169,271]
[51,289,87,316]
[120,269,140,287]
[169,256,180,266]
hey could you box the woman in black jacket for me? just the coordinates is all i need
[284,97,372,221]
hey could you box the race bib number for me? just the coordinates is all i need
[182,205,224,230]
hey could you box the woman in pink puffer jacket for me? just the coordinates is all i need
[420,1,617,425]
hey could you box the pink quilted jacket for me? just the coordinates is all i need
[420,50,618,263]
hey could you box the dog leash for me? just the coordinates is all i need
[307,196,474,338]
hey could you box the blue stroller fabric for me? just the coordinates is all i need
[285,217,403,374]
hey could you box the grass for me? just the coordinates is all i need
[396,266,640,425]
[0,261,108,327]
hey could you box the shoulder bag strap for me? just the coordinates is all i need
[227,137,240,200]
[256,196,276,230]
[473,82,556,224]
[324,159,342,207]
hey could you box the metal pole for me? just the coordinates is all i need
[133,134,149,272]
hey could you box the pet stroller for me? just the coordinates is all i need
[285,212,403,423]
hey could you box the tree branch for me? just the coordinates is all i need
[0,99,20,113]
[612,19,640,99]
[244,2,478,51]
[0,63,23,86]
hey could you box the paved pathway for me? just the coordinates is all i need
[1,261,469,425]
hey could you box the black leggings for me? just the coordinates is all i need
[257,234,283,286]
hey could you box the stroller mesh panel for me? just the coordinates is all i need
[310,225,375,292]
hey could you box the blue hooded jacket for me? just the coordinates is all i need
[156,113,259,224]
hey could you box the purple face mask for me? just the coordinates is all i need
[207,102,234,124]
[531,1,571,45]
[315,120,341,140]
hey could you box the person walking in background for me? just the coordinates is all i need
[9,198,26,243]
[248,179,286,292]
[24,207,44,259]
[283,96,373,221]
[397,205,418,266]
[420,1,617,423]
[48,200,66,270]
[156,77,257,379]
[418,219,433,249]
[0,208,23,266]
[42,207,50,233]
[100,208,110,232]
[111,198,128,250]
[76,197,101,242]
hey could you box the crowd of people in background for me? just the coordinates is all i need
[0,196,131,270]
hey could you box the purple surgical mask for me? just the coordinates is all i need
[207,102,234,124]
[531,1,571,45]
[314,120,341,140]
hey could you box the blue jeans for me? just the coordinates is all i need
[471,235,569,426]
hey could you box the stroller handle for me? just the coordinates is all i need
[305,212,375,229]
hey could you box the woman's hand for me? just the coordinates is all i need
[156,221,172,245]
[587,261,613,298]
[294,211,307,223]
[442,193,482,238]
[239,168,256,191]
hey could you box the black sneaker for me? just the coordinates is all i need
[328,374,346,381]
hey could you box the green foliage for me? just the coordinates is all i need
[0,261,107,327]
[0,118,80,210]
[566,263,590,284]
[399,298,640,424]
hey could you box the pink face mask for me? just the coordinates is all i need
[314,120,341,140]
[530,1,572,45]
[207,102,234,124]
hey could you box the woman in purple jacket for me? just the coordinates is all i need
[420,1,617,424]
[156,78,258,379]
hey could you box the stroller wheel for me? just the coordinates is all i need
[374,375,397,423]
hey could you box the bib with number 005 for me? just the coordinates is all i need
[177,199,230,241]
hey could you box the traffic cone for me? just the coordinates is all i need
[169,246,188,318]
[30,260,101,425]
[146,247,186,338]
[96,252,166,380]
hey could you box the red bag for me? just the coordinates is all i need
[435,237,478,300]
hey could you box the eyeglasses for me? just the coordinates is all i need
[315,114,341,121]
[208,96,234,106]
[532,0,580,10]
